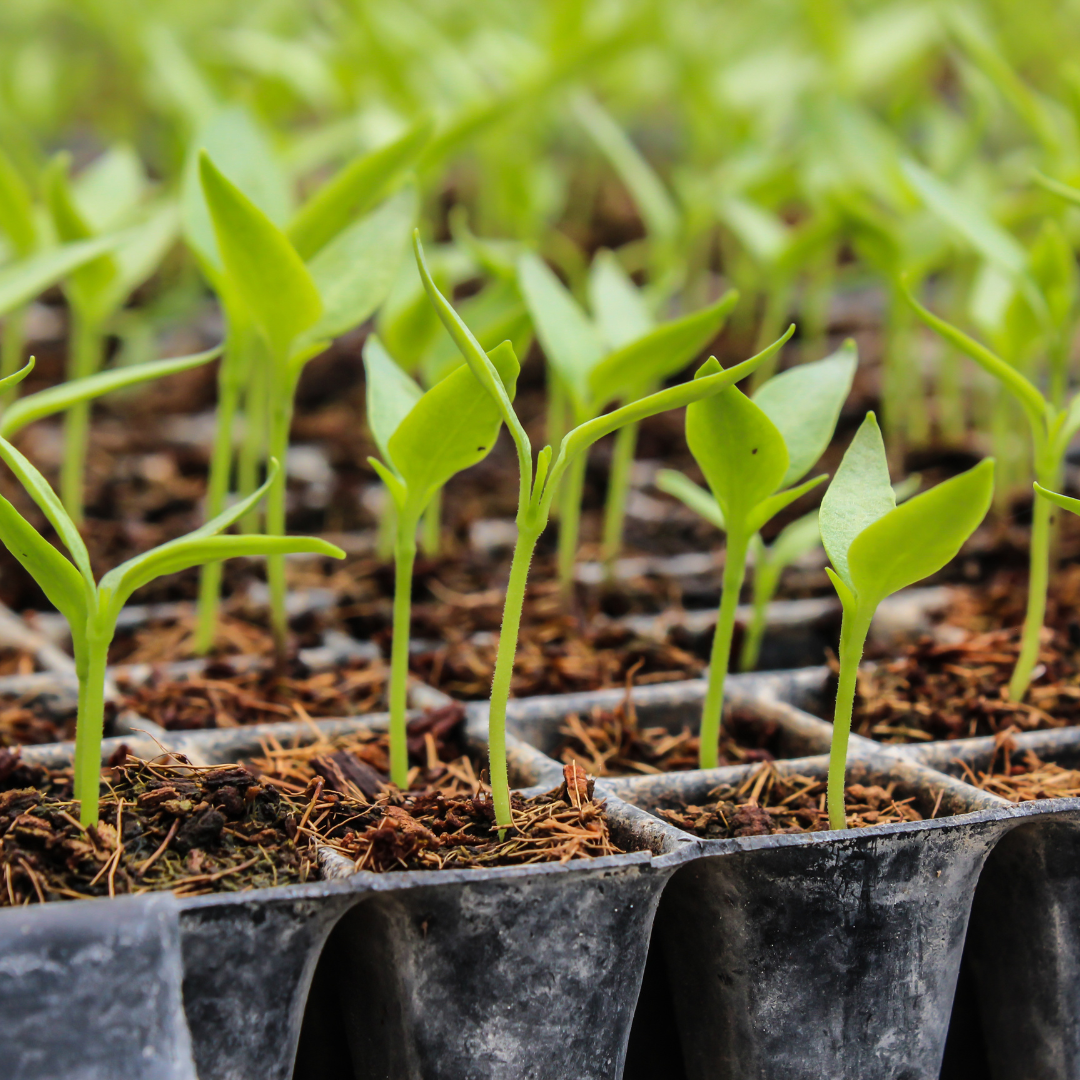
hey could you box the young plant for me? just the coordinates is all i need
[657,344,856,768]
[820,414,993,830]
[0,364,343,825]
[416,233,793,830]
[363,333,518,787]
[197,148,418,652]
[518,250,738,588]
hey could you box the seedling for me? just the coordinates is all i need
[197,144,419,651]
[820,414,993,830]
[656,344,856,768]
[363,332,518,788]
[417,233,792,829]
[518,249,737,587]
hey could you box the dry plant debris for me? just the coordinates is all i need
[0,691,76,747]
[658,762,925,839]
[952,731,1080,803]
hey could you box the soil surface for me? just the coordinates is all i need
[952,732,1080,802]
[658,762,926,838]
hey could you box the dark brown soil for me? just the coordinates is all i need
[0,690,77,747]
[658,762,925,838]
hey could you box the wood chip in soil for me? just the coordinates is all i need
[658,762,925,839]
[951,730,1080,803]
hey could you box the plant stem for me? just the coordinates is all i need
[600,420,637,571]
[265,371,297,654]
[556,451,587,594]
[546,375,568,514]
[0,305,26,405]
[388,518,418,788]
[488,520,542,830]
[699,529,750,769]
[376,491,397,560]
[739,544,779,673]
[420,486,442,556]
[237,348,269,534]
[74,629,110,826]
[749,281,791,391]
[61,310,103,524]
[826,603,875,831]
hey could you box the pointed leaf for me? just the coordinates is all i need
[72,145,145,232]
[747,474,827,535]
[686,366,788,526]
[199,153,322,358]
[0,356,34,402]
[0,235,121,318]
[363,334,423,463]
[655,470,725,531]
[0,346,220,438]
[848,460,994,603]
[288,117,432,260]
[753,341,857,486]
[1034,483,1080,517]
[0,149,36,257]
[187,461,280,543]
[588,290,738,406]
[819,412,894,589]
[587,250,653,350]
[517,251,604,411]
[300,186,417,346]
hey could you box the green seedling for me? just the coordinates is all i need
[364,333,518,787]
[196,140,420,652]
[656,344,856,769]
[417,232,792,830]
[0,361,343,824]
[820,414,993,830]
[43,147,180,523]
[518,249,738,588]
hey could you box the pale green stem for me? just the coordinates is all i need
[74,626,110,826]
[488,521,542,829]
[265,373,298,654]
[749,280,792,392]
[1,306,26,406]
[601,420,638,570]
[827,602,875,831]
[61,310,104,524]
[739,544,780,673]
[238,351,269,534]
[546,376,568,516]
[420,486,442,556]
[556,450,588,595]
[699,529,750,769]
[376,493,397,560]
[389,517,418,788]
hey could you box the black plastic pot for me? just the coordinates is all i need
[0,891,196,1080]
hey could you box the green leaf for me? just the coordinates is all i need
[106,203,180,312]
[587,250,653,350]
[186,460,280,543]
[0,492,88,629]
[819,412,895,589]
[1034,482,1080,517]
[588,290,739,406]
[199,152,322,359]
[301,186,417,346]
[287,117,432,260]
[517,251,604,411]
[0,435,93,584]
[388,341,519,512]
[363,334,423,462]
[0,346,220,438]
[0,148,36,257]
[767,510,822,571]
[101,534,345,615]
[848,460,994,603]
[747,474,827,535]
[686,365,788,526]
[0,235,122,319]
[72,145,145,233]
[655,469,725,531]
[0,356,34,400]
[753,340,857,487]
[716,195,788,266]
[183,107,291,274]
[1034,170,1080,210]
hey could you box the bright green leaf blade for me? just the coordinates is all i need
[188,461,280,544]
[1033,482,1080,517]
[587,250,653,350]
[517,251,604,410]
[363,334,423,463]
[849,460,994,603]
[819,412,895,590]
[1034,170,1080,210]
[0,235,122,318]
[287,116,432,260]
[183,107,291,273]
[389,342,519,511]
[0,493,87,630]
[768,510,822,570]
[72,145,144,232]
[753,340,857,487]
[0,148,36,257]
[301,186,417,345]
[686,371,788,525]
[588,290,738,406]
[716,195,788,266]
[0,346,220,438]
[0,435,93,584]
[199,152,322,358]
[0,356,34,400]
[107,203,180,311]
[747,474,827,535]
[655,470,725,531]
[102,534,345,614]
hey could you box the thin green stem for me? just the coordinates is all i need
[389,518,418,789]
[1,306,26,407]
[739,546,779,673]
[74,627,110,826]
[546,375,568,516]
[420,486,442,556]
[827,602,875,831]
[488,520,542,829]
[265,372,297,654]
[556,450,587,594]
[376,492,397,560]
[61,311,103,524]
[749,281,791,392]
[601,420,638,571]
[237,348,269,534]
[699,529,750,769]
